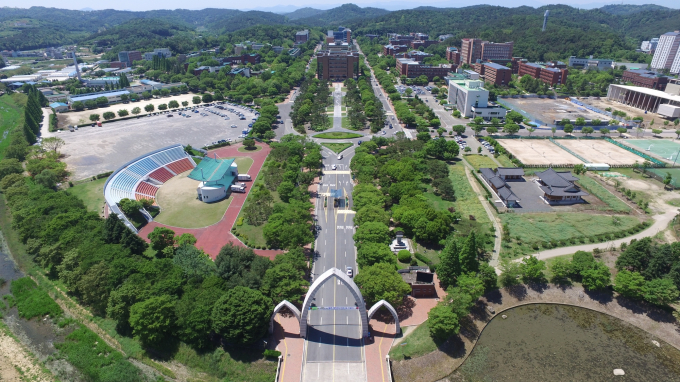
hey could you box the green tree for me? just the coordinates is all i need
[353,222,391,246]
[643,278,679,306]
[158,103,168,111]
[117,109,129,117]
[550,258,572,284]
[168,100,179,109]
[503,123,520,135]
[506,111,523,124]
[182,101,189,107]
[144,104,155,112]
[599,128,610,137]
[571,250,596,277]
[276,181,295,203]
[520,255,546,283]
[202,93,213,103]
[478,262,498,291]
[174,276,224,349]
[486,126,498,135]
[580,262,611,290]
[192,96,201,104]
[34,169,58,188]
[563,124,574,134]
[437,236,461,288]
[89,114,100,122]
[355,262,411,307]
[211,286,271,345]
[581,126,594,136]
[617,127,627,136]
[147,227,175,253]
[459,232,479,274]
[243,138,256,149]
[427,304,459,341]
[613,270,645,300]
[103,111,115,120]
[573,164,587,175]
[357,242,396,268]
[261,262,309,305]
[72,101,84,111]
[129,295,176,346]
[499,258,522,287]
[131,107,141,115]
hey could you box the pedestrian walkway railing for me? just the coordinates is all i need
[275,355,283,382]
[605,138,667,167]
[549,138,590,163]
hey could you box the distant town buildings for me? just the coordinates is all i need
[447,79,507,119]
[651,31,680,74]
[460,38,514,65]
[395,58,453,80]
[622,69,669,90]
[567,56,614,71]
[296,30,310,43]
[517,61,569,86]
[316,50,359,81]
[438,34,454,41]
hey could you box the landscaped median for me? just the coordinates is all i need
[322,143,353,153]
[312,132,363,139]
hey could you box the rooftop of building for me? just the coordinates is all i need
[484,62,511,70]
[451,80,486,91]
[400,269,434,285]
[69,90,130,102]
[625,69,669,78]
[189,157,236,183]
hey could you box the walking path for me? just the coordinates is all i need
[391,284,680,382]
[460,158,502,268]
[271,314,304,382]
[138,142,283,259]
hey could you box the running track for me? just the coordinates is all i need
[138,142,283,260]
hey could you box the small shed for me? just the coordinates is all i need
[49,102,69,113]
[585,163,610,171]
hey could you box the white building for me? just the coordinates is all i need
[641,38,659,52]
[143,48,172,60]
[568,56,614,71]
[651,31,680,72]
[447,80,507,119]
[67,90,131,105]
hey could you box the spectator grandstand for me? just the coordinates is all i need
[104,144,195,231]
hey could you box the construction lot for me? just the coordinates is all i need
[558,139,642,165]
[499,139,582,166]
[44,105,260,180]
[501,97,609,126]
[579,97,651,122]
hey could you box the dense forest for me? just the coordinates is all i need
[2,3,679,58]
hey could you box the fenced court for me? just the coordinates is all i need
[622,140,680,162]
[558,139,642,165]
[648,168,680,188]
[499,139,582,166]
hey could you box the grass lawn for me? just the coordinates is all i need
[233,167,281,248]
[313,132,362,139]
[0,93,27,159]
[389,322,439,361]
[500,213,641,259]
[238,145,263,153]
[577,176,632,213]
[322,143,353,153]
[155,171,232,228]
[230,157,254,174]
[464,154,498,170]
[496,154,514,167]
[68,178,107,214]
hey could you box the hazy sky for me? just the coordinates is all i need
[3,0,678,12]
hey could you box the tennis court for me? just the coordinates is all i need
[648,167,680,187]
[623,139,680,162]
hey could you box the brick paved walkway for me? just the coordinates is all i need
[138,142,283,259]
[272,313,304,382]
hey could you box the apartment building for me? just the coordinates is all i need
[651,31,680,73]
[622,69,669,90]
[460,38,514,65]
[316,50,359,80]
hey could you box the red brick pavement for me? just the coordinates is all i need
[271,313,304,382]
[364,274,447,382]
[138,142,283,260]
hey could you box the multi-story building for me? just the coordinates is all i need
[474,62,512,86]
[395,50,432,62]
[641,38,659,53]
[447,79,507,119]
[109,61,126,69]
[652,31,680,73]
[118,51,142,67]
[383,44,409,56]
[296,30,310,44]
[316,50,359,80]
[568,56,614,71]
[446,47,460,65]
[460,38,514,65]
[395,58,453,80]
[622,69,669,90]
[329,27,351,43]
[438,34,455,41]
[410,40,439,50]
[143,48,172,61]
[517,61,568,86]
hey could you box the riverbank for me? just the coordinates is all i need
[390,284,680,382]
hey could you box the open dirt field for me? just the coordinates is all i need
[56,93,199,126]
[155,170,232,228]
[499,139,582,165]
[580,97,652,123]
[500,97,608,126]
[0,326,53,382]
[558,139,643,165]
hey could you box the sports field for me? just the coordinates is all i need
[623,139,680,161]
[558,139,642,165]
[499,139,582,165]
[154,170,232,228]
[648,168,680,188]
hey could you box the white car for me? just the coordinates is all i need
[331,164,337,170]
[346,267,353,278]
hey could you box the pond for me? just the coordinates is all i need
[452,304,680,382]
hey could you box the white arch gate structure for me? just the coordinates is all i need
[299,268,369,338]
[367,299,400,335]
[269,300,301,334]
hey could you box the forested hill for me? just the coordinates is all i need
[79,19,196,55]
[347,4,680,61]
[294,4,391,26]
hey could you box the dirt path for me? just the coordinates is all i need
[391,284,680,382]
[0,325,53,382]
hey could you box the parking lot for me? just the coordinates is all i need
[47,102,263,180]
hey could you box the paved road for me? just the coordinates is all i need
[302,84,366,382]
